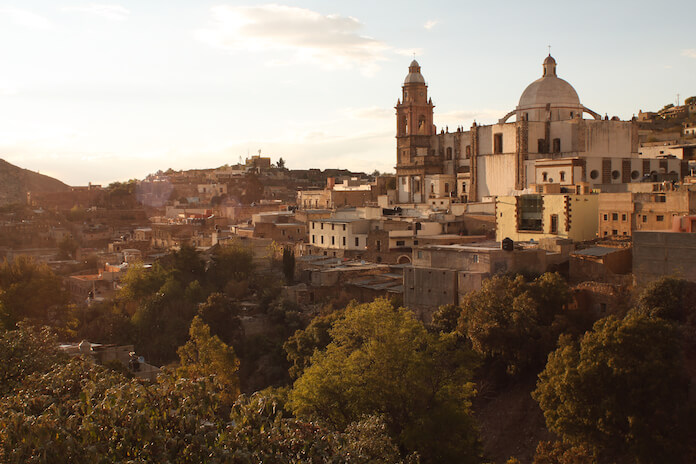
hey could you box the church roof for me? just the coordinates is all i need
[404,59,425,84]
[517,55,581,109]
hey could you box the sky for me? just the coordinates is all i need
[0,0,695,185]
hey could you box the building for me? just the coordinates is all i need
[496,193,599,242]
[404,242,549,319]
[598,188,696,237]
[633,230,696,284]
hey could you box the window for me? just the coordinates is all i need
[444,183,450,194]
[494,133,503,154]
[446,147,452,160]
[461,183,466,193]
[355,237,359,246]
[342,224,346,231]
[550,214,558,234]
[538,139,547,154]
[553,138,561,153]
[431,184,435,194]
[282,230,285,236]
[331,224,334,231]
[472,254,479,263]
[622,214,627,221]
[417,251,423,258]
[342,237,346,246]
[376,240,381,251]
[320,223,324,230]
[396,240,405,247]
[312,235,315,243]
[603,214,608,221]
[518,195,543,231]
[559,171,566,182]
[612,213,618,221]
[331,236,335,245]
[542,172,548,182]
[612,229,618,235]
[657,215,664,222]
[321,236,324,244]
[465,145,471,157]
[642,215,647,223]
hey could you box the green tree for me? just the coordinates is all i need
[284,309,344,378]
[289,299,480,463]
[276,157,286,169]
[0,323,65,395]
[282,246,295,284]
[533,441,595,464]
[533,313,691,463]
[208,241,254,290]
[177,315,240,406]
[635,276,696,322]
[57,234,79,259]
[457,273,570,376]
[197,292,243,346]
[431,303,461,332]
[0,256,67,328]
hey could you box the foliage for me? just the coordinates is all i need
[197,292,243,347]
[635,276,696,322]
[0,354,408,464]
[276,157,286,169]
[0,256,67,328]
[282,247,295,284]
[57,234,79,259]
[533,313,691,463]
[533,441,595,464]
[284,309,345,378]
[177,315,240,406]
[289,299,480,464]
[209,242,254,290]
[0,323,65,395]
[457,273,570,376]
[431,304,461,332]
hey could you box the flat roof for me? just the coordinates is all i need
[572,247,624,257]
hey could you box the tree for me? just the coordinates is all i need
[208,242,254,290]
[533,441,595,464]
[0,256,67,328]
[197,292,243,347]
[431,303,461,333]
[282,246,295,284]
[635,276,696,322]
[276,157,286,169]
[457,273,570,376]
[0,323,65,395]
[533,313,691,463]
[57,234,79,259]
[284,309,344,378]
[289,299,481,463]
[177,315,240,406]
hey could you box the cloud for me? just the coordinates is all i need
[195,4,391,74]
[62,4,130,21]
[682,49,696,59]
[424,20,437,30]
[0,7,52,29]
[345,106,393,120]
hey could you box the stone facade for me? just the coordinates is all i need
[392,56,680,205]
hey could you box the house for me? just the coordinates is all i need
[496,193,599,242]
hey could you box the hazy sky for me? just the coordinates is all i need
[0,0,694,185]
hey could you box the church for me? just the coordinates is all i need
[394,55,683,205]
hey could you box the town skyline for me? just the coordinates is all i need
[1,0,695,185]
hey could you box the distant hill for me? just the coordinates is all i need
[0,159,70,206]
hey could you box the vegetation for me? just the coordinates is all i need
[0,256,67,329]
[289,299,481,463]
[533,312,691,463]
[456,273,573,376]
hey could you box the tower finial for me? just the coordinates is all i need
[547,44,551,55]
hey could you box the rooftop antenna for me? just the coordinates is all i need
[547,44,551,55]
[677,93,680,106]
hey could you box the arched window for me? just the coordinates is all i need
[542,172,548,182]
[446,147,452,160]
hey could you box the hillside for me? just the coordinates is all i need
[0,159,70,206]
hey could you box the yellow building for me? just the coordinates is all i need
[496,193,598,242]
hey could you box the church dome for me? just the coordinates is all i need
[517,55,580,109]
[404,59,425,84]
